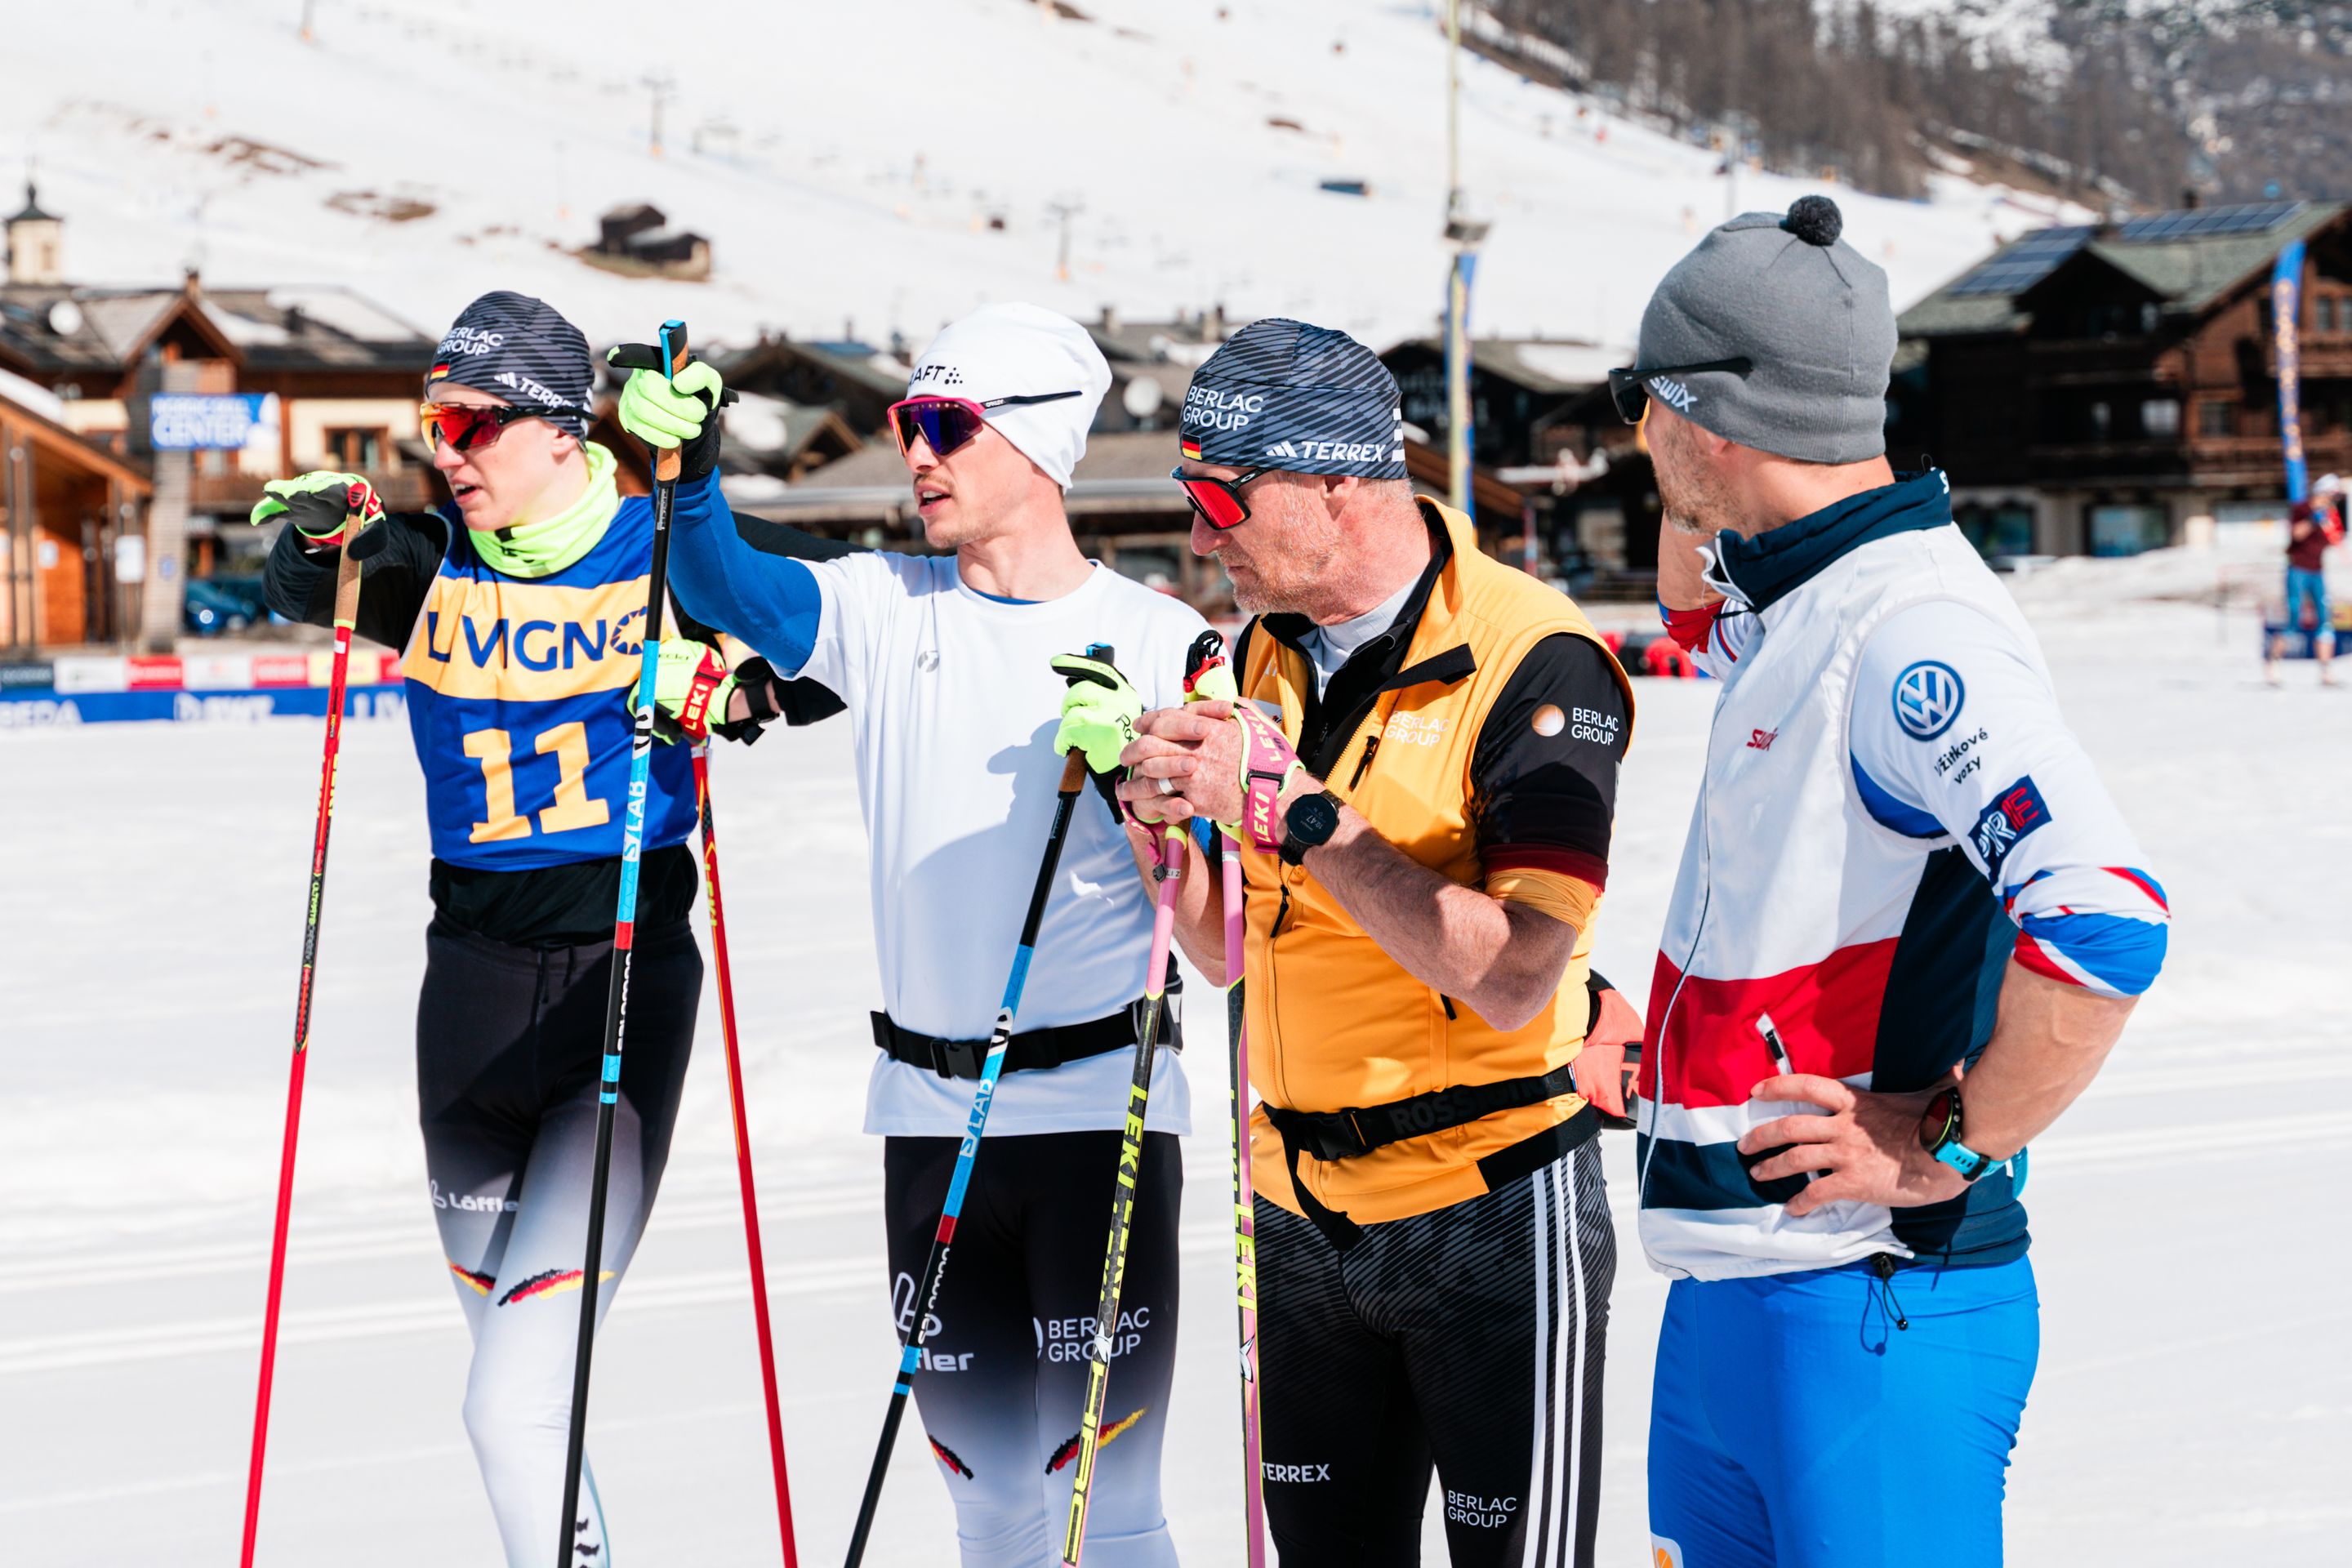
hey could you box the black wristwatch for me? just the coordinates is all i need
[1279,789,1343,866]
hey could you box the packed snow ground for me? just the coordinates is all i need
[2,0,2077,354]
[2,572,2349,1566]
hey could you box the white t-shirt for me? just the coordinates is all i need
[783,555,1206,1137]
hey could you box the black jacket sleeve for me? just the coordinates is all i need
[262,510,449,651]
[1468,634,1628,889]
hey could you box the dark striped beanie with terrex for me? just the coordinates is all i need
[1179,317,1407,479]
[424,290,595,439]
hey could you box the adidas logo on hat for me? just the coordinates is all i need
[1264,440,1298,458]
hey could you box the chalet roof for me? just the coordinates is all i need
[720,391,862,461]
[709,335,911,403]
[1088,313,1229,368]
[0,281,430,376]
[1382,336,1628,394]
[0,366,152,493]
[1900,200,2349,339]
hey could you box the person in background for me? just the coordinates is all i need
[2266,471,2342,686]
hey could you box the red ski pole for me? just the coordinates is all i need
[693,742,800,1566]
[239,494,369,1568]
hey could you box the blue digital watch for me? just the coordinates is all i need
[1918,1085,1994,1182]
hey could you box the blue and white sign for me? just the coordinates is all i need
[149,394,271,451]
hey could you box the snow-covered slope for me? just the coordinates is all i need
[5,0,2080,353]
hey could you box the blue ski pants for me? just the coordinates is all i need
[1647,1256,2038,1568]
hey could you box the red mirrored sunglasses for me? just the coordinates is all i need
[419,401,544,454]
[886,390,1082,460]
[1170,465,1272,531]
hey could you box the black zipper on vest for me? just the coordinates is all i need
[1348,733,1383,790]
[1439,994,1458,1021]
[1270,884,1293,938]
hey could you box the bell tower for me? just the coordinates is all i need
[7,182,64,286]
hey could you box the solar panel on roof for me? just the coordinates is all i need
[2115,201,2301,242]
[1946,226,2094,296]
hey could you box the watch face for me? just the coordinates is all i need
[1290,791,1339,844]
[1918,1088,1957,1152]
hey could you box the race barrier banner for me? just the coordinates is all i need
[0,650,408,727]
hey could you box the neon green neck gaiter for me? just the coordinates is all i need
[470,442,620,579]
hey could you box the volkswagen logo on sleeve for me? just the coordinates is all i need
[1892,660,1966,741]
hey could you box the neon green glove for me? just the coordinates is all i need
[1051,651,1141,775]
[608,348,728,481]
[249,471,381,547]
[626,638,742,745]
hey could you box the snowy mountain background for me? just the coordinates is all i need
[0,0,2093,358]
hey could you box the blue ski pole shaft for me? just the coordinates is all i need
[555,319,689,1568]
[842,733,1102,1567]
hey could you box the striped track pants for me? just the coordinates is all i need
[1255,1138,1614,1567]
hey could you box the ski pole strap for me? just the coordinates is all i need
[873,981,1182,1081]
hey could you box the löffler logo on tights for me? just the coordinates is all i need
[430,1178,519,1214]
[893,1272,970,1370]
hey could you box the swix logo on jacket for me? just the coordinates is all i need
[1636,471,2167,1281]
[399,501,694,870]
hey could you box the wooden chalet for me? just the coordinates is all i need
[707,333,911,437]
[1897,199,2352,555]
[0,370,152,649]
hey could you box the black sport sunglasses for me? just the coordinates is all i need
[1606,356,1753,425]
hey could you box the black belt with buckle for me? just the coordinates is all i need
[871,986,1181,1080]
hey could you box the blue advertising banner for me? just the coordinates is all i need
[0,684,404,728]
[149,394,271,451]
[2271,239,2308,505]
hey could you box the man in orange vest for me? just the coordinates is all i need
[1120,318,1637,1567]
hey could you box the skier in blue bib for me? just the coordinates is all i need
[256,292,808,1565]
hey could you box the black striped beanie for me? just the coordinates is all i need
[1180,317,1406,479]
[424,291,594,438]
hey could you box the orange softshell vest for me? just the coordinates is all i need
[1241,500,1635,1227]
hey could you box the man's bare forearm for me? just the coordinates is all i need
[1303,807,1575,1032]
[1950,963,2135,1158]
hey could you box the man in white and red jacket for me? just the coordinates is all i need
[1624,197,2170,1568]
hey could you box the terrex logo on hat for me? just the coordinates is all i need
[425,292,594,438]
[1179,318,1408,480]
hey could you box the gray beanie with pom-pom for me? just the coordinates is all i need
[1633,195,1897,464]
